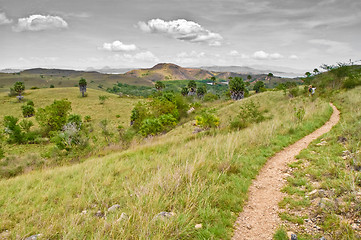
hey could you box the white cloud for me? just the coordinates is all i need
[177,51,205,58]
[112,51,159,63]
[138,18,223,46]
[101,40,138,52]
[308,39,351,54]
[289,54,299,60]
[13,15,68,32]
[0,12,12,25]
[228,50,250,59]
[252,50,284,60]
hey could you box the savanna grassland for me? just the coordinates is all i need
[0,86,333,239]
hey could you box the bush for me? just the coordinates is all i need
[195,109,220,129]
[99,95,109,104]
[50,84,55,88]
[19,119,34,132]
[288,87,300,98]
[22,105,35,118]
[84,115,92,122]
[203,93,219,102]
[294,106,305,122]
[36,99,72,134]
[230,101,266,130]
[67,114,82,129]
[139,118,163,136]
[343,75,361,89]
[0,146,4,159]
[3,116,24,144]
[51,123,88,151]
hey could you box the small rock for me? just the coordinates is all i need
[81,210,87,215]
[116,212,129,222]
[187,107,195,114]
[153,211,175,220]
[25,234,42,240]
[95,211,104,218]
[319,237,326,240]
[108,204,121,212]
[195,224,202,229]
[338,136,347,143]
[193,127,203,134]
[351,223,358,229]
[287,231,295,239]
[291,233,298,240]
[308,189,318,199]
[316,141,327,146]
[246,224,252,230]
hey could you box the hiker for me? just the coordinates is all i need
[308,85,316,97]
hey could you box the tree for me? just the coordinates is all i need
[36,99,72,134]
[210,76,216,85]
[253,81,265,93]
[155,81,165,91]
[268,73,274,78]
[305,72,312,78]
[13,82,25,101]
[181,86,189,96]
[197,85,207,98]
[247,75,252,81]
[229,77,246,100]
[188,80,197,96]
[79,78,87,97]
[313,68,319,75]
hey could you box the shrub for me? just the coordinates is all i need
[195,109,220,129]
[229,77,246,100]
[99,95,109,104]
[0,146,4,159]
[51,123,88,151]
[50,84,55,88]
[84,115,92,122]
[253,81,266,93]
[99,119,113,143]
[19,119,34,133]
[36,99,72,134]
[288,87,300,98]
[203,93,219,102]
[3,116,24,144]
[230,101,266,130]
[139,118,163,136]
[67,114,82,129]
[22,105,35,118]
[294,106,305,122]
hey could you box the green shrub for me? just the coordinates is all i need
[3,116,24,144]
[84,115,91,122]
[139,118,163,136]
[343,75,361,89]
[230,101,266,130]
[50,84,55,88]
[203,93,219,102]
[67,114,82,129]
[19,119,34,133]
[51,123,88,151]
[36,99,72,134]
[99,95,109,104]
[195,109,220,129]
[21,105,35,118]
[294,106,305,122]
[288,87,300,98]
[0,146,4,159]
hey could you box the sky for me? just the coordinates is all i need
[0,0,360,72]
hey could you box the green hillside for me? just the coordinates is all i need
[0,89,333,239]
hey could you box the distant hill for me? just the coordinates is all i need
[124,63,215,81]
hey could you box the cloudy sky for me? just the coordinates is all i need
[0,0,360,71]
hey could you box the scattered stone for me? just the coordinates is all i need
[195,224,202,229]
[153,211,175,220]
[291,233,298,240]
[319,237,326,240]
[351,223,358,229]
[307,189,318,199]
[25,234,42,240]
[108,204,121,212]
[81,210,87,215]
[116,212,129,222]
[318,198,332,209]
[316,141,327,146]
[193,127,203,134]
[287,231,295,239]
[246,224,252,230]
[187,107,195,114]
[95,211,104,218]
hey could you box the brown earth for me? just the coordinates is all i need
[232,103,340,240]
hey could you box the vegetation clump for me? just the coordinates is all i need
[230,100,267,130]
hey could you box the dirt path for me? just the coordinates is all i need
[232,103,340,240]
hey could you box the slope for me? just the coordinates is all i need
[0,90,333,239]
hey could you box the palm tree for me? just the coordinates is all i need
[79,78,87,97]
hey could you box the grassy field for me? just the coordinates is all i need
[0,89,333,239]
[0,88,141,178]
[0,70,153,93]
[275,86,361,240]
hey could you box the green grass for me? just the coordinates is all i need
[0,90,333,239]
[276,86,361,239]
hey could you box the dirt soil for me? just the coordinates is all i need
[232,103,340,240]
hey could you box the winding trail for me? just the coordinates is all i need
[232,103,340,240]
